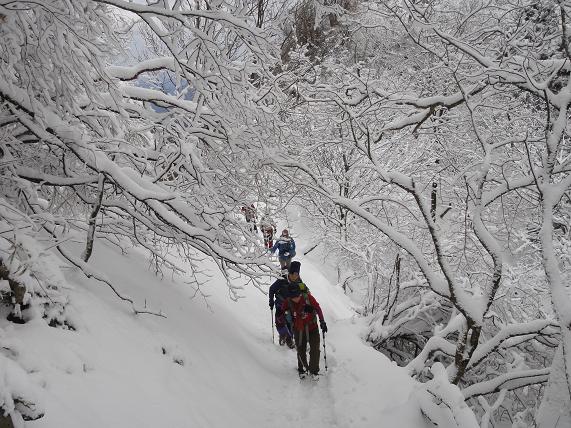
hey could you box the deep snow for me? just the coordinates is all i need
[2,223,427,427]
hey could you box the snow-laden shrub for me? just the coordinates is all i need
[0,199,72,328]
[0,342,45,422]
[413,363,479,428]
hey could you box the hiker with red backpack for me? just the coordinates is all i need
[278,261,328,380]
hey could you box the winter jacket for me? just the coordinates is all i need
[269,277,289,309]
[259,215,276,231]
[280,289,324,333]
[271,237,296,259]
[241,205,256,222]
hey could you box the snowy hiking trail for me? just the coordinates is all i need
[264,255,422,428]
[2,236,426,428]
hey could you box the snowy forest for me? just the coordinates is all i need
[1,0,570,427]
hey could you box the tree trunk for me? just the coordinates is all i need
[82,173,105,262]
[537,342,571,427]
[0,414,15,428]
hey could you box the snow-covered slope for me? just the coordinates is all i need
[2,237,426,428]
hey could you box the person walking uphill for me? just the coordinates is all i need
[279,261,328,380]
[259,213,277,249]
[241,204,257,232]
[271,229,296,270]
[269,269,294,348]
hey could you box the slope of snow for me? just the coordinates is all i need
[1,236,426,427]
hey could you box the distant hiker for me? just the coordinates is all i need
[271,229,295,270]
[259,213,277,249]
[269,268,294,348]
[279,261,328,380]
[241,204,257,232]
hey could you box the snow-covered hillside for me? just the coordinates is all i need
[2,233,426,428]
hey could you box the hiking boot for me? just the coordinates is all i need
[278,335,286,346]
[310,373,320,382]
[298,371,307,380]
[285,336,295,349]
[7,312,26,324]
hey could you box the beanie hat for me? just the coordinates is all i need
[288,261,301,274]
[287,283,301,297]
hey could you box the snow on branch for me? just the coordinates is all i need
[107,57,177,81]
[96,0,263,33]
[375,84,485,132]
[467,320,559,371]
[15,167,99,186]
[121,86,203,115]
[463,368,550,400]
[94,0,271,60]
[1,11,276,299]
[428,27,563,108]
[267,155,454,298]
[406,336,456,377]
[415,363,479,428]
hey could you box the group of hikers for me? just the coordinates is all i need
[269,261,328,381]
[241,204,279,250]
[241,204,329,381]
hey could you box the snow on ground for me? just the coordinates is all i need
[2,230,427,427]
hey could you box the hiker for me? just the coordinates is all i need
[271,229,296,270]
[241,204,257,232]
[269,268,295,348]
[259,213,277,249]
[279,261,328,380]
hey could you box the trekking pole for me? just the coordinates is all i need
[271,308,275,344]
[322,330,328,372]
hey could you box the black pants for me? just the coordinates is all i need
[295,327,320,374]
[246,218,257,232]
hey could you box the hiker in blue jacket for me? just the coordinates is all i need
[271,229,296,270]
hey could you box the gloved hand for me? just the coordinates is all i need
[320,320,328,333]
[269,301,274,310]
